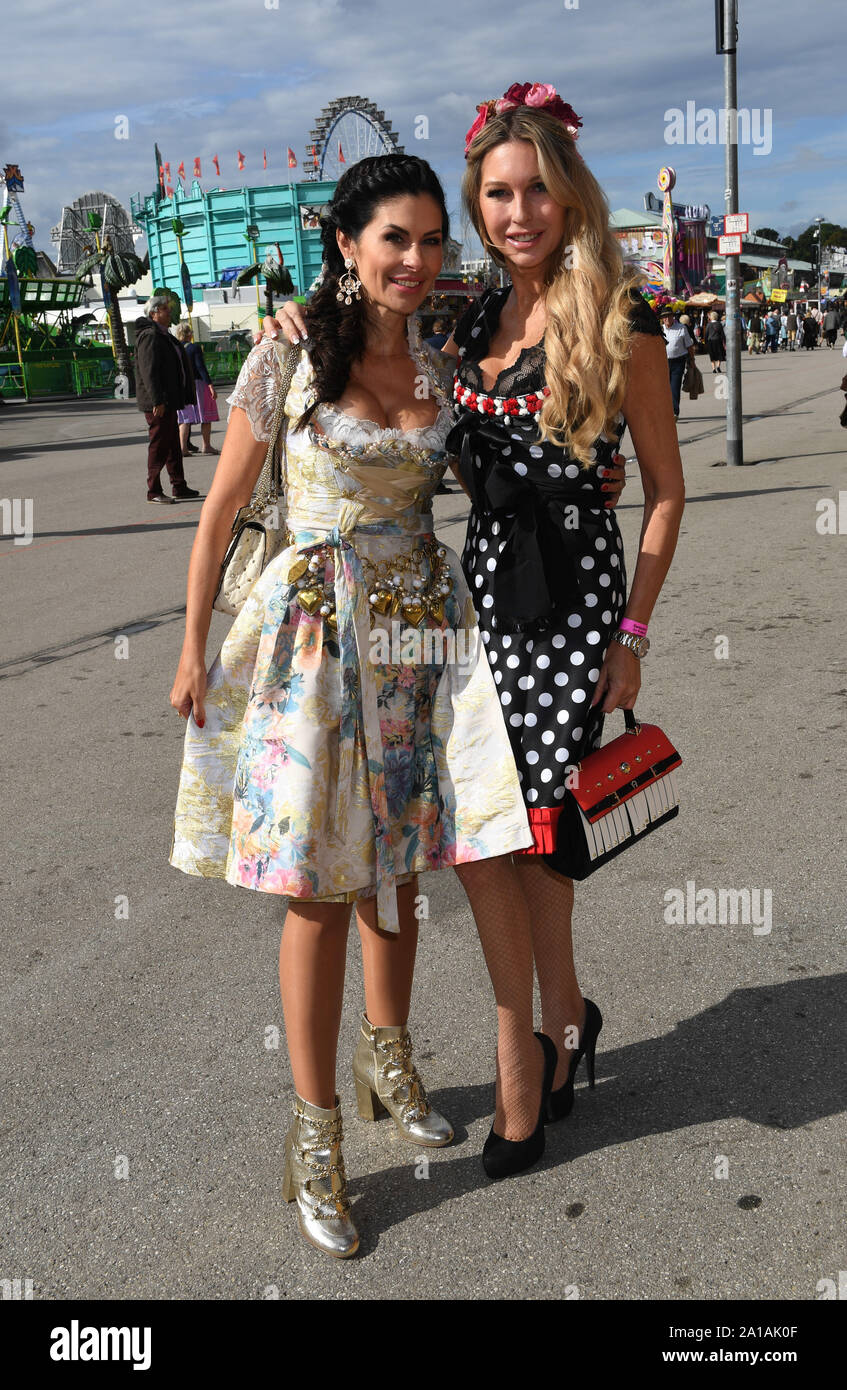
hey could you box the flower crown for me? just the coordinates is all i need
[464,82,583,157]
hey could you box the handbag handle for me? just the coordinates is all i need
[623,706,641,735]
[591,703,641,735]
[233,340,302,528]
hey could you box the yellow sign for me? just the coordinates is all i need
[771,288,788,303]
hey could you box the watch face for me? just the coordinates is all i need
[617,630,649,656]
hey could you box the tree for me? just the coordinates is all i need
[754,227,781,242]
[75,212,146,392]
[792,222,847,265]
[236,243,295,319]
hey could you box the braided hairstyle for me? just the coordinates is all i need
[293,153,449,431]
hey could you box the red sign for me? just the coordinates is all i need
[718,233,743,256]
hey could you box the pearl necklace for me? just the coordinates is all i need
[453,373,551,418]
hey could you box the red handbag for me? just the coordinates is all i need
[547,708,682,878]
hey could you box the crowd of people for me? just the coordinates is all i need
[646,297,847,419]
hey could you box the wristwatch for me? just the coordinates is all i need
[613,629,650,659]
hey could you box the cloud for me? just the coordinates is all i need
[4,0,844,261]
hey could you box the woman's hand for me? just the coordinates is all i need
[589,638,641,715]
[170,649,208,728]
[603,454,627,509]
[254,302,308,346]
[208,385,217,400]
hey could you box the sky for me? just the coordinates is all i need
[3,0,845,267]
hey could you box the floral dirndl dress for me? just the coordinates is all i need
[168,316,533,933]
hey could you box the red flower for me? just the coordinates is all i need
[464,101,495,153]
[496,82,532,111]
[482,398,496,414]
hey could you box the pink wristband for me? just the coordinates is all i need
[619,619,648,637]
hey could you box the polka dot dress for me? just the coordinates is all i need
[445,286,664,852]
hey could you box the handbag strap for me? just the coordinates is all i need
[236,339,302,525]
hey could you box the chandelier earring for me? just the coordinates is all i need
[337,257,362,306]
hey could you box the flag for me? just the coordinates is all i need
[158,165,166,192]
[338,143,345,164]
[212,154,220,176]
[263,149,268,170]
[177,160,185,181]
[154,143,165,200]
[288,147,297,168]
[193,157,201,179]
[166,182,174,197]
[237,150,245,170]
[164,161,171,179]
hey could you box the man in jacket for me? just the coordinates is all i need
[135,296,199,503]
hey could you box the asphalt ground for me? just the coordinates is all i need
[1,341,845,1312]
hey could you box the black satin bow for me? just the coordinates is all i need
[445,410,608,629]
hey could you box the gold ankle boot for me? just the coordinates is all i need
[282,1094,359,1259]
[352,1013,454,1147]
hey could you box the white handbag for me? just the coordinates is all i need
[213,341,302,616]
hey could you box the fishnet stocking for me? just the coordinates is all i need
[514,858,586,1090]
[454,855,545,1141]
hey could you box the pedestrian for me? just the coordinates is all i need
[747,309,764,354]
[174,322,220,454]
[267,81,685,1186]
[802,312,819,350]
[822,304,839,348]
[786,306,798,350]
[135,296,199,504]
[765,309,780,353]
[778,310,788,350]
[425,317,449,348]
[659,308,695,417]
[704,309,726,372]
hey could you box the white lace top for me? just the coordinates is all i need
[225,312,455,452]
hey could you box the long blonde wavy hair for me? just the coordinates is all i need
[463,106,646,467]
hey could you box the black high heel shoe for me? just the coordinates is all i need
[546,999,603,1123]
[482,1032,558,1180]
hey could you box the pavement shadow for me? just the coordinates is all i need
[351,974,846,1248]
[617,483,826,511]
[5,433,147,456]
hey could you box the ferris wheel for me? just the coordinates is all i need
[304,96,404,182]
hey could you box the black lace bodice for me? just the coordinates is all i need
[452,283,665,396]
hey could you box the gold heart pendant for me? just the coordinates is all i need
[401,598,427,626]
[370,590,393,616]
[296,587,323,615]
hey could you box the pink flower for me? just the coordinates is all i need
[525,83,557,107]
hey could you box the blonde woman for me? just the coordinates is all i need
[263,83,684,1180]
[704,309,726,373]
[174,321,219,454]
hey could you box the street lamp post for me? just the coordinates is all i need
[716,0,743,465]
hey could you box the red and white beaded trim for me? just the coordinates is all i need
[453,374,551,418]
